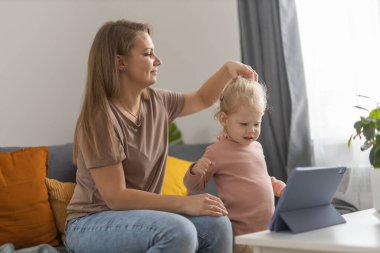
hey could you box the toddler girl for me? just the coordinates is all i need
[183,77,286,253]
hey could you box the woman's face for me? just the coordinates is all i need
[123,32,162,88]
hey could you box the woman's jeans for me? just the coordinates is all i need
[65,210,232,253]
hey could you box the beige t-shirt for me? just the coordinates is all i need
[67,88,184,220]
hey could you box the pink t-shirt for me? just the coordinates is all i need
[184,138,285,235]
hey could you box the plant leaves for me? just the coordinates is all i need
[363,124,375,140]
[353,105,369,111]
[361,116,371,124]
[356,94,372,99]
[168,122,184,146]
[354,120,362,130]
[348,134,353,148]
[369,143,380,168]
[361,142,372,151]
[351,97,380,167]
[369,108,380,119]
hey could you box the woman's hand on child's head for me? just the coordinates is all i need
[181,193,228,217]
[190,157,214,176]
[223,60,258,81]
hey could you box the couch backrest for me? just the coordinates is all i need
[168,143,209,161]
[47,143,77,183]
[0,143,77,183]
[1,143,218,195]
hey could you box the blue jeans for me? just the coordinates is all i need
[65,210,232,253]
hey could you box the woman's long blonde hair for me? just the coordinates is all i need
[73,20,150,163]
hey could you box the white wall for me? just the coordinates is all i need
[0,0,240,146]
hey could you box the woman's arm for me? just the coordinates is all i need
[178,60,257,117]
[90,162,228,216]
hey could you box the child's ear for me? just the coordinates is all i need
[218,112,228,127]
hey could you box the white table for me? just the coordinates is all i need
[235,209,380,253]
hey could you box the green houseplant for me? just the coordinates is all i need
[169,122,184,146]
[348,98,380,168]
[348,96,380,211]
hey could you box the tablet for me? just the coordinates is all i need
[268,166,347,233]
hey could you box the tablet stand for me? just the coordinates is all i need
[278,204,346,233]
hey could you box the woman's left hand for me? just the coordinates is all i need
[223,60,258,81]
[178,60,259,117]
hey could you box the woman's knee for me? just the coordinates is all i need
[164,215,198,250]
[186,215,233,253]
[209,216,233,238]
[208,216,233,253]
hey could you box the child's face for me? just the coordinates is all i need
[220,106,263,146]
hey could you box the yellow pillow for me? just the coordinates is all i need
[45,178,76,243]
[162,156,192,196]
[0,147,59,249]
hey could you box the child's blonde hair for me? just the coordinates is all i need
[216,77,267,117]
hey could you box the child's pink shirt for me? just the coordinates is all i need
[183,139,285,235]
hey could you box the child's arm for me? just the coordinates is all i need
[270,176,286,197]
[183,155,215,194]
[190,157,214,176]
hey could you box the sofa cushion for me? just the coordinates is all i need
[0,147,59,249]
[161,156,192,196]
[45,178,76,243]
[0,144,77,183]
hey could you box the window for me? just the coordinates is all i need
[296,0,380,167]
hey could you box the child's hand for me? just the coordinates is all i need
[271,176,286,197]
[190,157,214,176]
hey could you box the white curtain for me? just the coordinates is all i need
[296,0,380,169]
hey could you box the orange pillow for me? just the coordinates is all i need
[0,147,59,249]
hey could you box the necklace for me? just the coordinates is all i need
[123,106,139,119]
[115,99,140,120]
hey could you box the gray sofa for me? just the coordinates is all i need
[0,143,357,252]
[0,143,213,253]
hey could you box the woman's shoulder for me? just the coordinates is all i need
[144,88,180,103]
[147,87,172,95]
[146,88,185,118]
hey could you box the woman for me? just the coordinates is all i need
[65,19,257,253]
